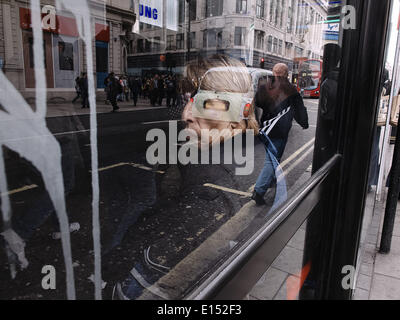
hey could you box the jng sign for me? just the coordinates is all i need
[139,0,163,28]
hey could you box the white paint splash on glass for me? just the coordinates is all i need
[0,70,76,299]
[0,0,104,300]
[55,0,102,300]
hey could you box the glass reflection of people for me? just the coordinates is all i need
[79,72,89,109]
[112,55,260,300]
[252,63,309,206]
[313,43,341,172]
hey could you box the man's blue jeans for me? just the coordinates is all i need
[254,138,287,197]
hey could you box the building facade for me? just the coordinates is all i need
[0,0,135,100]
[127,0,328,77]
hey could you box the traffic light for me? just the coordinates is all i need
[260,58,265,69]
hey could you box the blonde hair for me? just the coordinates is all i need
[187,55,259,134]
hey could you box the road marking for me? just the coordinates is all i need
[208,145,315,197]
[1,184,38,196]
[203,183,253,197]
[5,139,314,197]
[6,162,164,196]
[141,120,182,125]
[280,146,314,178]
[247,138,315,192]
[97,162,165,174]
[280,138,315,168]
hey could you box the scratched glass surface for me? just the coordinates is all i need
[0,0,338,300]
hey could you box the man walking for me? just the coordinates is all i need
[129,76,142,107]
[108,72,120,112]
[72,75,81,103]
[252,64,309,206]
[80,73,89,109]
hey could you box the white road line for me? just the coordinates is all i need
[280,138,315,168]
[142,120,181,125]
[7,162,164,196]
[206,145,315,197]
[281,146,314,178]
[247,138,315,192]
[6,139,314,197]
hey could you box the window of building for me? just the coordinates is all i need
[190,32,196,49]
[295,46,304,57]
[279,39,283,55]
[179,0,185,24]
[256,0,265,19]
[280,0,285,28]
[236,0,247,14]
[274,0,279,26]
[153,37,161,52]
[206,0,223,17]
[190,0,197,21]
[296,0,301,34]
[58,42,74,71]
[267,35,273,52]
[287,0,294,33]
[167,35,174,50]
[255,30,265,49]
[145,39,151,52]
[176,33,184,49]
[269,0,275,23]
[234,27,245,46]
[204,29,223,47]
[137,39,144,53]
[273,37,278,53]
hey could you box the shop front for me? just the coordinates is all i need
[19,6,110,92]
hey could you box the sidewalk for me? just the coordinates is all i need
[248,186,400,300]
[45,98,167,118]
[364,199,400,300]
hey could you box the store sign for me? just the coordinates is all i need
[19,7,110,42]
[41,5,56,30]
[324,22,339,41]
[139,0,163,28]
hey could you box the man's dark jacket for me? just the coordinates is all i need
[260,92,309,141]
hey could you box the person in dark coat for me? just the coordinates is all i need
[79,73,89,109]
[252,74,309,205]
[72,76,81,103]
[129,76,142,107]
[166,75,177,108]
[108,72,120,112]
[110,55,262,300]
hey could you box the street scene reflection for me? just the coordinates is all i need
[0,0,332,299]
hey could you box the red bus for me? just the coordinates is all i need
[297,59,323,98]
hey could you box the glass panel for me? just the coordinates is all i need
[353,0,399,300]
[0,0,347,300]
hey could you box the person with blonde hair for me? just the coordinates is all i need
[114,55,262,300]
[182,54,259,145]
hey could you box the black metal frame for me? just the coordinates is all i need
[185,0,392,300]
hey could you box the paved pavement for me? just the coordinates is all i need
[248,182,400,300]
